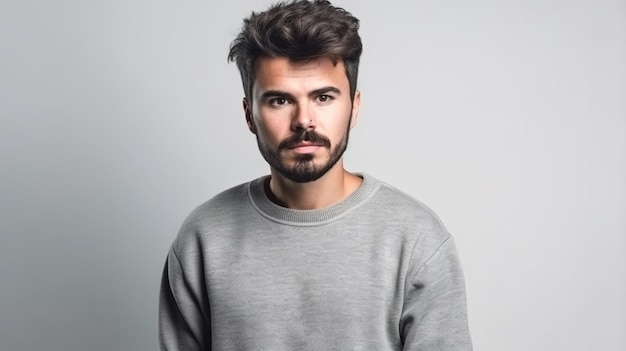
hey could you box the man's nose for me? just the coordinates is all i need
[291,103,315,130]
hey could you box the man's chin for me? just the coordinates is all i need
[279,164,326,183]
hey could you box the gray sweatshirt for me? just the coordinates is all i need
[159,174,472,350]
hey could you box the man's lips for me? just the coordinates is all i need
[288,142,324,154]
[278,130,331,153]
[288,142,324,148]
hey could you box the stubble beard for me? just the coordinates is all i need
[256,123,351,183]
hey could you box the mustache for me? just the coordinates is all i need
[278,130,331,150]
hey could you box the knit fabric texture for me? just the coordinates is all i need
[159,174,472,350]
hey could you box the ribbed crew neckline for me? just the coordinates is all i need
[247,174,381,226]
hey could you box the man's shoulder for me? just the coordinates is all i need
[192,180,251,216]
[364,177,455,267]
[171,177,260,250]
[359,176,452,249]
[372,178,446,225]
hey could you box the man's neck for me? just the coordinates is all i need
[266,163,362,210]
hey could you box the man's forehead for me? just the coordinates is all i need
[252,57,347,91]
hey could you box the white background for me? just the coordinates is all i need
[1,0,624,350]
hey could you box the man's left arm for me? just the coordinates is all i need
[400,236,473,350]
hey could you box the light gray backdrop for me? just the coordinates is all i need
[1,0,624,350]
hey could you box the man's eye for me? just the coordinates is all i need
[270,97,288,106]
[318,95,333,103]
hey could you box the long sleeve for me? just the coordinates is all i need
[400,237,472,350]
[159,247,211,351]
[158,176,472,350]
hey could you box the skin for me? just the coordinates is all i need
[243,56,362,210]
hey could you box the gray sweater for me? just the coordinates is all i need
[159,174,472,350]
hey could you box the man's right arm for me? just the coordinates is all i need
[159,247,211,351]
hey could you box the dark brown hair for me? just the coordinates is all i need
[228,0,363,102]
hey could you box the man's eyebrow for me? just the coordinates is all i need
[259,87,341,101]
[259,90,295,100]
[309,86,341,97]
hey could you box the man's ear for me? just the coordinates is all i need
[243,97,256,134]
[350,90,361,129]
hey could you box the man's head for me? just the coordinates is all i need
[228,0,363,184]
[228,0,363,103]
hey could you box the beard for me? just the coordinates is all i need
[256,123,351,183]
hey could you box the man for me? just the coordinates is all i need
[159,0,472,350]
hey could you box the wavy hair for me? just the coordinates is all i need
[228,0,363,102]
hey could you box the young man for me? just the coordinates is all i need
[159,1,472,350]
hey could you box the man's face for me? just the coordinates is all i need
[244,57,360,183]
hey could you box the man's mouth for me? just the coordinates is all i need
[289,142,323,154]
[279,130,331,151]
